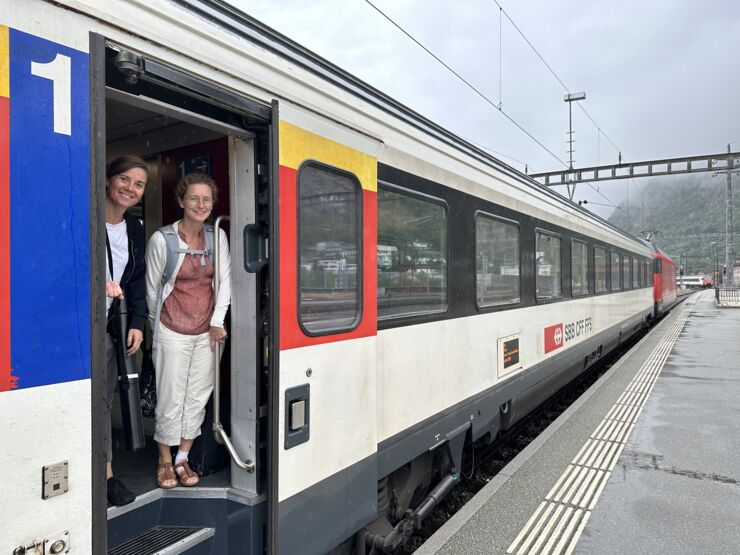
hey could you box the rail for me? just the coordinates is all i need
[715,286,740,306]
[212,215,255,473]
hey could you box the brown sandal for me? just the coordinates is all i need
[156,462,177,489]
[174,460,199,487]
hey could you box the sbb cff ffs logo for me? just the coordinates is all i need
[544,318,593,354]
[544,323,564,354]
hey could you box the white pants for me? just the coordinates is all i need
[154,323,214,446]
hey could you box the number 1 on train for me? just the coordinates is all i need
[30,53,71,135]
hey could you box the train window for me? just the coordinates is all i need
[377,185,447,319]
[622,255,631,290]
[536,231,561,301]
[632,258,640,288]
[642,261,648,287]
[594,247,607,293]
[648,261,653,286]
[475,214,520,307]
[571,239,588,296]
[610,250,621,291]
[298,162,362,334]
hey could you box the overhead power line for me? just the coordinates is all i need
[491,0,622,157]
[363,0,568,168]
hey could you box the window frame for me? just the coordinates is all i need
[570,238,589,298]
[632,257,640,288]
[474,211,522,310]
[535,228,563,303]
[594,245,608,294]
[296,159,364,337]
[622,254,632,290]
[376,181,450,322]
[610,250,621,292]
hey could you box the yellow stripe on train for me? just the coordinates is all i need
[0,26,8,98]
[279,120,377,192]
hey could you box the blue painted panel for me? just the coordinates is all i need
[9,30,90,388]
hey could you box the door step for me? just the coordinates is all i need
[108,526,214,555]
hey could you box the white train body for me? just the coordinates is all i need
[0,2,653,553]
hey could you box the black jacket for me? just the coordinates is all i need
[106,212,147,333]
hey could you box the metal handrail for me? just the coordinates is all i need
[212,215,255,473]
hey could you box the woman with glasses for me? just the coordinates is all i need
[145,172,231,489]
[104,155,148,506]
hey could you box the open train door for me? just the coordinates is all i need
[269,108,381,554]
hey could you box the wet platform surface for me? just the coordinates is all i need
[418,290,740,554]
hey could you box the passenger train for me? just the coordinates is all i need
[1,1,675,554]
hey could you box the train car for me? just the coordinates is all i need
[678,274,713,288]
[1,2,654,554]
[646,242,678,317]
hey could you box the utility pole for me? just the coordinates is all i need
[564,92,586,201]
[725,144,734,285]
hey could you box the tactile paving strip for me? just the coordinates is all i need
[507,298,697,555]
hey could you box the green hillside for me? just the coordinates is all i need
[606,173,739,275]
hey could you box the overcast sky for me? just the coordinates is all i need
[230,0,740,219]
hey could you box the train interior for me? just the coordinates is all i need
[106,94,231,495]
[102,46,270,551]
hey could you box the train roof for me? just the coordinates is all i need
[640,239,674,261]
[170,1,645,248]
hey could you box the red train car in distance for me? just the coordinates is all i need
[649,242,677,316]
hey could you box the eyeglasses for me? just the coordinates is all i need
[184,196,214,206]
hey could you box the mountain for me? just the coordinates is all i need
[606,173,739,275]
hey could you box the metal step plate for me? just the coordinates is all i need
[108,526,214,555]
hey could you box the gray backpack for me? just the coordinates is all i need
[152,223,215,351]
[158,223,215,285]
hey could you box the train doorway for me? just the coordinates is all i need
[93,39,274,554]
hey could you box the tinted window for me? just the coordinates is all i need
[595,247,607,293]
[611,251,621,291]
[377,186,447,319]
[536,232,561,300]
[298,163,361,334]
[476,215,520,307]
[622,255,631,290]
[571,240,588,296]
[632,258,640,288]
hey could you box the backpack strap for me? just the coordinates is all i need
[152,223,216,353]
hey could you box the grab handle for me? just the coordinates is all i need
[213,215,255,473]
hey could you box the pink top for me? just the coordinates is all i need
[160,228,214,335]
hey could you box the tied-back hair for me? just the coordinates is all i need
[106,155,149,179]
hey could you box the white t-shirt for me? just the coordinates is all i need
[106,220,129,311]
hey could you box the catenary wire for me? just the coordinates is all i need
[492,0,622,157]
[363,0,569,168]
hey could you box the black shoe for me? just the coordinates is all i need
[107,477,136,506]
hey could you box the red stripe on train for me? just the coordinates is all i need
[278,165,377,351]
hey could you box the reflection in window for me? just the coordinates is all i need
[298,163,361,334]
[571,240,588,296]
[377,186,447,319]
[633,258,640,288]
[595,247,607,293]
[622,255,631,290]
[611,251,621,291]
[536,232,561,300]
[476,216,520,307]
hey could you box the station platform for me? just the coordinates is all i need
[417,290,740,555]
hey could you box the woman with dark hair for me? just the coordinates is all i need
[146,172,231,489]
[104,155,148,506]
